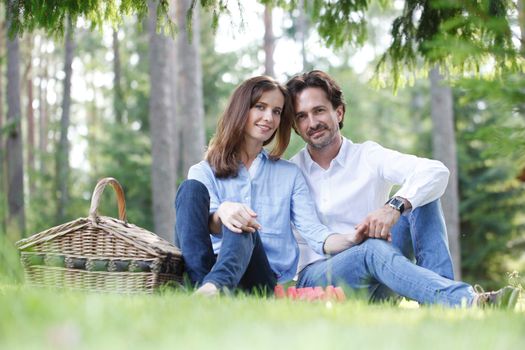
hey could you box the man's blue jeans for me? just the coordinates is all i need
[297,239,475,306]
[391,199,454,280]
[175,179,276,292]
[297,201,473,306]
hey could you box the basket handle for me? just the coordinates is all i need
[89,177,127,222]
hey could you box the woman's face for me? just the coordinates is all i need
[243,88,284,146]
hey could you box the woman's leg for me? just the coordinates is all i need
[176,179,275,291]
[202,228,273,290]
[238,232,277,294]
[175,179,216,286]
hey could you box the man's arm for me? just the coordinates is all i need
[358,141,448,240]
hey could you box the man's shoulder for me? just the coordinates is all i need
[289,147,305,162]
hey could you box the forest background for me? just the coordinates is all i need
[0,0,524,290]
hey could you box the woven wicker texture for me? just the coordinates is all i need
[16,177,183,293]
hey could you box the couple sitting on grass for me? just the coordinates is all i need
[175,71,519,308]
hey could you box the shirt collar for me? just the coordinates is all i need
[304,136,350,172]
[260,148,269,160]
[333,137,351,167]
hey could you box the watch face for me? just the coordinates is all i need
[388,197,405,213]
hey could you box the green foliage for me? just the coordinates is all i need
[310,0,370,48]
[7,0,170,36]
[89,124,153,230]
[376,0,524,88]
[454,75,525,287]
[0,234,23,284]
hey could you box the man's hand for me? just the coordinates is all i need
[215,201,261,234]
[358,206,400,241]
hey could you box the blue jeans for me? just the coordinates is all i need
[391,199,454,280]
[297,239,475,306]
[175,180,276,292]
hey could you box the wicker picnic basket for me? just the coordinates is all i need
[16,177,183,293]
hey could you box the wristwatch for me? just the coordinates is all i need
[386,197,405,214]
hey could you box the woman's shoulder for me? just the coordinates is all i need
[188,160,214,180]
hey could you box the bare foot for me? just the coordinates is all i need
[195,282,219,297]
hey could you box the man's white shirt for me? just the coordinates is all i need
[290,137,450,273]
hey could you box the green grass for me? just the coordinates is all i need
[1,284,524,350]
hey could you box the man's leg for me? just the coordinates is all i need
[175,179,216,286]
[391,199,454,280]
[298,239,474,306]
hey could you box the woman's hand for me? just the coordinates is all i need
[215,201,261,233]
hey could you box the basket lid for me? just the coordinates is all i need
[16,178,181,258]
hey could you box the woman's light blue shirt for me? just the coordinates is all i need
[187,150,334,283]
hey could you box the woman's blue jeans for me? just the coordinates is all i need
[175,179,276,293]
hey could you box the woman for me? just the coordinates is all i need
[175,76,334,295]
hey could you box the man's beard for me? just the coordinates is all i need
[306,123,336,149]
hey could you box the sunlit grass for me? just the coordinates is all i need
[1,283,524,350]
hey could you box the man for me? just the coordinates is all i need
[285,70,517,305]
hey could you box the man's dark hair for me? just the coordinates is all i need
[286,70,346,129]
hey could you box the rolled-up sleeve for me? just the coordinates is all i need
[188,162,220,214]
[364,141,450,209]
[290,168,334,255]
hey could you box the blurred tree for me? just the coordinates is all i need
[5,0,24,239]
[263,4,275,77]
[454,79,525,287]
[55,16,74,223]
[37,37,49,176]
[148,0,176,242]
[177,0,205,179]
[113,28,124,125]
[430,67,461,279]
[23,35,36,196]
[199,11,246,140]
[0,13,5,235]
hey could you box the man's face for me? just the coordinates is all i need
[293,87,343,150]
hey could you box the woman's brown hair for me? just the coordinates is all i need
[206,76,293,178]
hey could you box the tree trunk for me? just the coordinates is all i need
[429,67,461,280]
[297,0,309,71]
[518,0,525,179]
[0,19,5,235]
[26,36,36,196]
[177,0,205,178]
[148,0,176,242]
[113,28,124,124]
[56,17,75,223]
[38,44,48,175]
[6,0,25,238]
[263,4,275,77]
[519,0,525,57]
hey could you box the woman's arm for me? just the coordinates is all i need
[210,202,261,234]
[322,224,368,255]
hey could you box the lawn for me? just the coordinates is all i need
[1,283,524,350]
